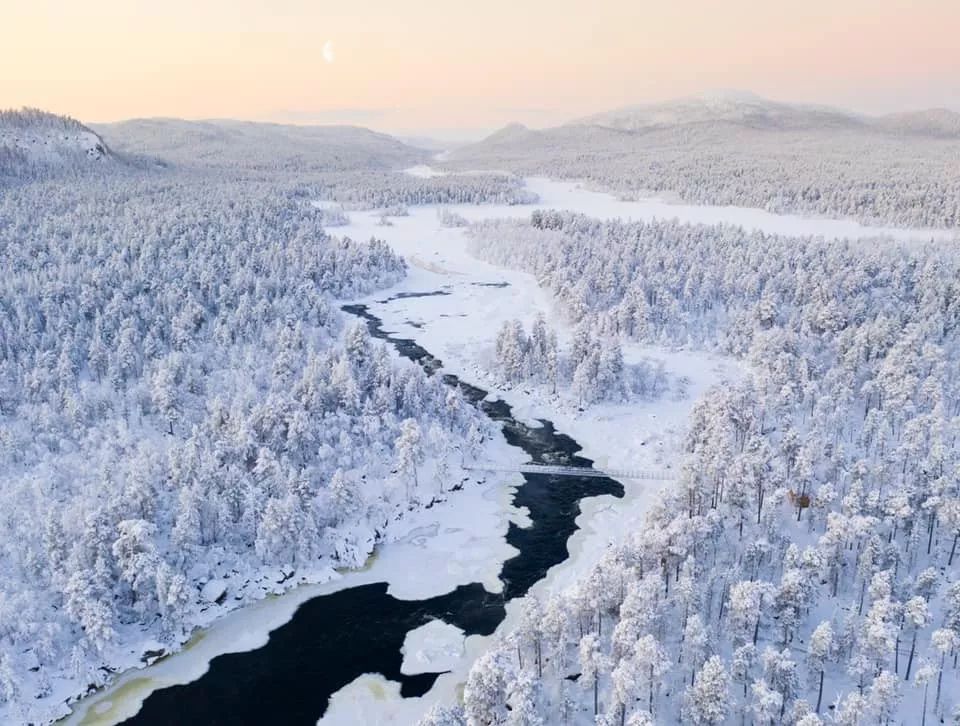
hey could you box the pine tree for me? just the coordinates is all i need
[395,418,424,502]
[684,655,731,726]
[151,356,182,435]
[807,621,833,713]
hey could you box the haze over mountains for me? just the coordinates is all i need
[3,92,959,228]
[4,91,959,178]
[452,90,960,158]
[443,91,960,229]
[93,118,429,172]
[0,111,431,183]
[571,90,960,136]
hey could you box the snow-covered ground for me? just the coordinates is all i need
[403,164,449,179]
[65,170,948,725]
[521,177,955,242]
[319,171,955,722]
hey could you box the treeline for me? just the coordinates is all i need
[493,317,669,407]
[309,170,538,210]
[0,107,92,131]
[445,123,960,228]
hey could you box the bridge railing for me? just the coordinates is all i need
[463,463,677,481]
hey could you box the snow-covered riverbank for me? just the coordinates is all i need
[61,431,525,725]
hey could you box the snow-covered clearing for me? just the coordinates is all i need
[404,165,449,179]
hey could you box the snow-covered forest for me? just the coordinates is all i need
[3,96,960,726]
[491,316,670,408]
[90,117,538,209]
[0,168,499,722]
[445,101,960,228]
[309,170,538,210]
[428,211,960,724]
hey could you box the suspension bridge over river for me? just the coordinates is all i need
[463,463,678,481]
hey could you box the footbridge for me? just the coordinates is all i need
[463,463,677,481]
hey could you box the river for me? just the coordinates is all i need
[110,303,621,725]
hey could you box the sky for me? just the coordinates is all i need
[2,0,959,140]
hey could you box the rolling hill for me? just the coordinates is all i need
[93,118,429,172]
[0,108,114,180]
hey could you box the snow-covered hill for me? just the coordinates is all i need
[575,90,865,132]
[575,91,960,137]
[443,92,960,228]
[94,118,429,172]
[875,108,960,137]
[0,108,112,180]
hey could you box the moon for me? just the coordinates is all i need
[322,40,335,64]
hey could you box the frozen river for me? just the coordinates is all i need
[63,171,948,725]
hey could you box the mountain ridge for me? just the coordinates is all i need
[93,117,429,171]
[465,91,960,140]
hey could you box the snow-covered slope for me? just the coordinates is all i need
[443,92,960,228]
[0,108,112,179]
[94,118,429,171]
[575,90,864,131]
[875,108,960,137]
[576,91,960,137]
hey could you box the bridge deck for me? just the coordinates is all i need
[463,463,677,481]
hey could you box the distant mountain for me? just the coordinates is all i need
[449,92,960,169]
[395,134,461,152]
[478,122,535,144]
[574,90,866,132]
[569,91,960,138]
[875,108,960,137]
[0,108,113,180]
[444,91,960,228]
[94,118,429,172]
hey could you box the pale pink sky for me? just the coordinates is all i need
[2,0,959,138]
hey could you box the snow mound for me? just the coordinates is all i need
[574,91,861,131]
[400,620,466,675]
[200,579,228,604]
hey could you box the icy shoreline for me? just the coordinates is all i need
[60,434,525,725]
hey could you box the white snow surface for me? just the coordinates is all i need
[403,165,449,178]
[62,437,524,725]
[199,579,227,604]
[529,178,953,243]
[317,175,746,724]
[65,171,948,725]
[401,621,467,676]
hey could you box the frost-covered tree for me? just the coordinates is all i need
[464,649,510,726]
[807,621,833,713]
[683,655,730,726]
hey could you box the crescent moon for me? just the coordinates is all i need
[322,41,335,64]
